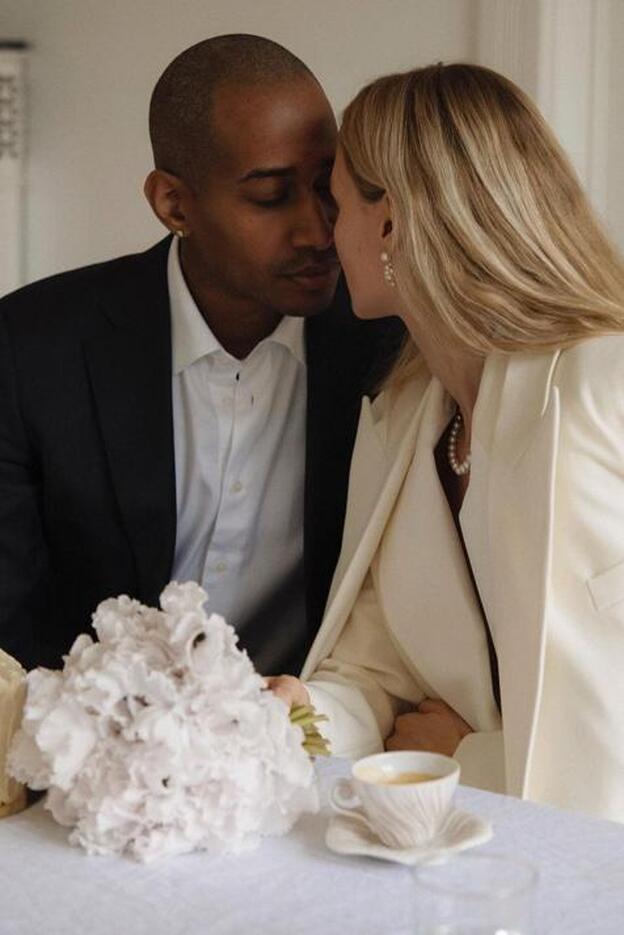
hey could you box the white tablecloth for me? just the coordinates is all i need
[1,758,624,935]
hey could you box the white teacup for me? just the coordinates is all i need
[330,751,460,849]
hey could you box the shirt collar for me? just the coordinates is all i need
[265,309,306,367]
[168,238,306,374]
[168,238,220,375]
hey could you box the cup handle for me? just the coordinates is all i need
[331,777,359,810]
[330,778,374,832]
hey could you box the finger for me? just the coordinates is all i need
[271,686,293,707]
[270,676,311,709]
[418,698,448,714]
[265,676,294,705]
[265,676,288,692]
[394,712,425,729]
[386,732,426,752]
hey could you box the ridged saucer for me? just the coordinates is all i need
[325,807,492,866]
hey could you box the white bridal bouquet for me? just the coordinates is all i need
[7,582,324,861]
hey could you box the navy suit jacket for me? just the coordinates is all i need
[0,237,404,672]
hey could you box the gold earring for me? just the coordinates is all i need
[380,251,396,287]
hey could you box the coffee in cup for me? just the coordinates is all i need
[357,769,439,785]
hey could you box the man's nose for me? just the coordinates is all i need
[291,194,335,251]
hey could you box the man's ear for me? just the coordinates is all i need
[143,169,190,236]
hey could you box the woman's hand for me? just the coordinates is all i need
[385,698,473,757]
[265,674,310,709]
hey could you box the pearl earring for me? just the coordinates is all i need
[174,228,187,239]
[380,251,396,287]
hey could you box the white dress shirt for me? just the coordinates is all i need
[168,240,307,673]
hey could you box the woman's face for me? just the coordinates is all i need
[330,147,402,320]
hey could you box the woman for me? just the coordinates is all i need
[269,64,624,822]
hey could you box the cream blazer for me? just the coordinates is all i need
[303,336,624,822]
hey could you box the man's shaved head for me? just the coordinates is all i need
[149,34,317,188]
[144,35,338,329]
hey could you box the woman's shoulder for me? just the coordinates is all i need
[550,335,624,455]
[555,334,624,407]
[558,332,624,369]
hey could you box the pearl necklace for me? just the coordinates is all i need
[447,410,471,476]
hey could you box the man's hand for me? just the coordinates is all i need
[386,698,473,757]
[265,674,310,709]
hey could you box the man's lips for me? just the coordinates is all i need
[283,262,340,286]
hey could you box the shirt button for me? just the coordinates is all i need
[215,561,228,573]
[232,481,243,493]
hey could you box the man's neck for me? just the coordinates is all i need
[180,246,282,360]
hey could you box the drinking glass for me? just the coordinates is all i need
[413,852,538,934]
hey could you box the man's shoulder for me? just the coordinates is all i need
[0,238,170,336]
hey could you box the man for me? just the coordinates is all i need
[0,35,402,675]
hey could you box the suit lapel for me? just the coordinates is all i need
[302,285,405,643]
[472,351,561,795]
[83,239,177,604]
[303,291,357,639]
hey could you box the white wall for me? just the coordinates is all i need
[1,0,477,285]
[3,0,622,288]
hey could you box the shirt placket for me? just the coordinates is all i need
[202,357,254,590]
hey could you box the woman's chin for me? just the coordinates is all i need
[353,302,397,321]
[348,292,378,319]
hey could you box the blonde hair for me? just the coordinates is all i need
[339,63,624,386]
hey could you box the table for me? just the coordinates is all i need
[1,758,624,935]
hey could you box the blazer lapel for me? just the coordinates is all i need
[83,239,177,604]
[302,373,430,678]
[475,351,561,795]
[378,380,501,732]
[324,396,387,603]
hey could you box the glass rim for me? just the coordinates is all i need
[415,851,538,901]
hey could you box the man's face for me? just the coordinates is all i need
[181,78,340,317]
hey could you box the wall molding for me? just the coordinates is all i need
[476,0,540,97]
[476,0,612,218]
[0,43,27,296]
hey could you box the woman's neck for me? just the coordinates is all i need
[405,319,484,438]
